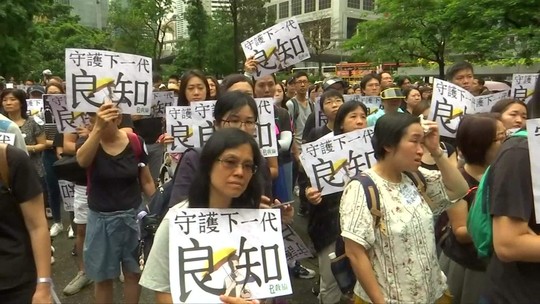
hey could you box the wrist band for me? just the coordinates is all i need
[37,277,53,284]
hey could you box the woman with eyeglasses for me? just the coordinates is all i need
[141,128,268,304]
[438,113,506,303]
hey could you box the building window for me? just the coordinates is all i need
[319,0,331,10]
[305,0,315,13]
[363,0,374,11]
[347,0,361,9]
[291,0,302,16]
[267,4,277,20]
[279,1,289,18]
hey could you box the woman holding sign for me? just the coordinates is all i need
[141,128,277,304]
[305,98,368,304]
[340,113,468,304]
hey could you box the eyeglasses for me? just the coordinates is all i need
[323,99,344,106]
[296,80,309,85]
[217,158,258,174]
[222,119,257,129]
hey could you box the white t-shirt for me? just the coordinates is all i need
[340,167,453,303]
[0,114,28,153]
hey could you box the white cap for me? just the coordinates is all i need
[42,69,52,76]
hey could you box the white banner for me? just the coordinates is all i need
[65,48,152,115]
[150,91,175,118]
[282,224,313,261]
[190,99,278,157]
[169,208,292,303]
[165,106,195,153]
[511,73,539,103]
[0,132,15,146]
[526,119,540,223]
[315,95,382,128]
[241,17,310,78]
[58,180,75,212]
[44,94,90,133]
[471,90,510,113]
[300,127,376,196]
[27,99,44,121]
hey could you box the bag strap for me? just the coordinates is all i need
[404,170,437,210]
[0,144,9,188]
[354,173,382,228]
[126,132,143,163]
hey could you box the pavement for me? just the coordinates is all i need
[48,199,333,304]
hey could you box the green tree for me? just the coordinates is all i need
[20,1,110,80]
[447,0,540,63]
[0,0,45,78]
[174,0,209,70]
[205,9,235,76]
[345,0,455,78]
[109,0,174,71]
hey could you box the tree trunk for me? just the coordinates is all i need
[231,0,239,72]
[318,58,323,80]
[438,59,445,79]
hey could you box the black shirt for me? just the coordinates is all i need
[84,135,148,212]
[485,136,540,302]
[305,125,342,252]
[133,117,162,144]
[0,145,42,289]
[421,142,456,171]
[302,112,316,143]
[274,106,293,164]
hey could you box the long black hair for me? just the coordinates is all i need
[0,89,29,119]
[188,128,263,209]
[214,91,258,125]
[177,70,211,106]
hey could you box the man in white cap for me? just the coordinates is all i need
[42,69,52,85]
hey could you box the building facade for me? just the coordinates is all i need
[266,0,377,67]
[56,0,109,29]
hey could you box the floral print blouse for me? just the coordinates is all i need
[340,167,453,303]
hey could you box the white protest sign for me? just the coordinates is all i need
[428,79,474,138]
[44,94,90,133]
[165,106,195,153]
[254,98,278,157]
[282,224,313,261]
[191,100,217,148]
[27,99,44,120]
[511,73,539,103]
[314,95,382,128]
[0,132,15,146]
[241,17,310,78]
[471,90,510,113]
[345,95,382,116]
[150,91,175,118]
[65,48,152,115]
[190,99,279,157]
[58,180,75,212]
[169,208,292,303]
[526,119,540,223]
[300,127,376,196]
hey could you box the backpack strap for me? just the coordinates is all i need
[353,173,382,229]
[0,144,9,189]
[126,132,143,163]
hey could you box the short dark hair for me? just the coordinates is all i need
[402,87,420,100]
[214,91,258,124]
[360,74,381,91]
[168,74,179,81]
[446,61,474,81]
[188,128,263,209]
[152,73,162,83]
[456,113,500,166]
[0,89,28,119]
[490,98,527,115]
[372,113,420,160]
[293,71,309,80]
[475,77,485,86]
[333,100,368,135]
[396,76,412,88]
[319,89,344,109]
[220,74,253,96]
[177,70,211,106]
[411,99,431,116]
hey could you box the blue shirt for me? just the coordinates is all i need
[367,108,404,127]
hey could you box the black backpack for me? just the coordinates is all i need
[137,147,201,266]
[330,171,426,295]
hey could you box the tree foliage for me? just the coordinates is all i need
[18,1,109,80]
[344,0,540,78]
[109,0,173,70]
